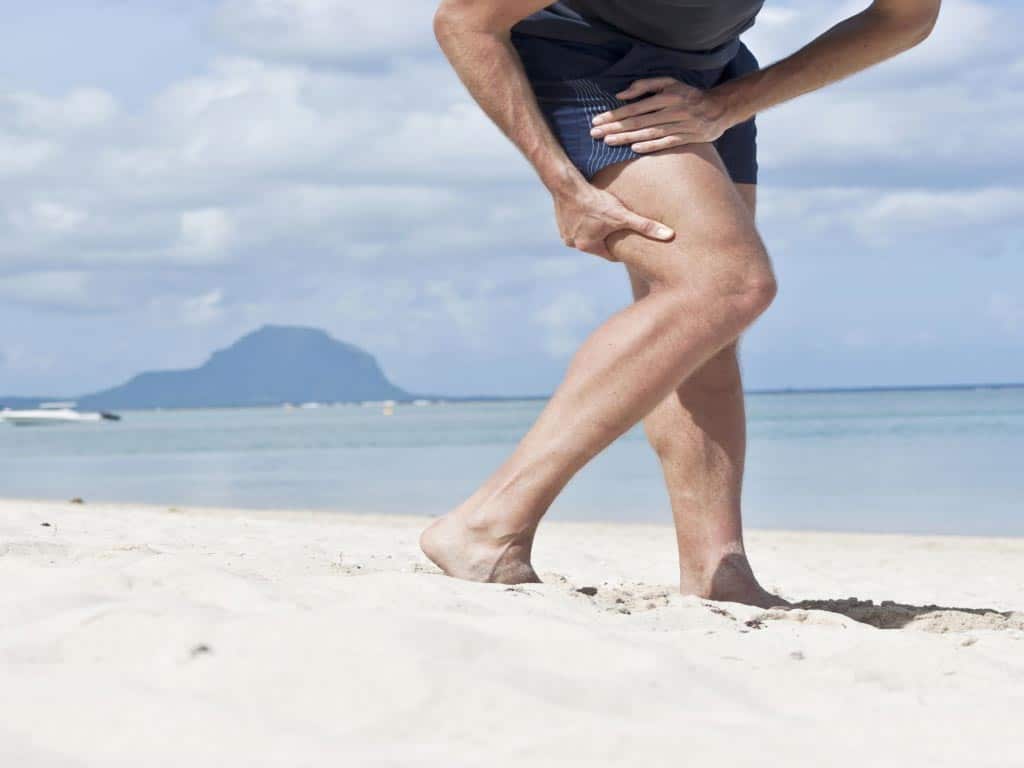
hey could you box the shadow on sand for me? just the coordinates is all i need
[784,598,1024,632]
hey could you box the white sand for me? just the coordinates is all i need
[2,498,1022,767]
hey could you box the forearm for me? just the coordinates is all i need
[434,14,586,196]
[714,2,940,127]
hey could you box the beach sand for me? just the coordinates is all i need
[2,498,1022,767]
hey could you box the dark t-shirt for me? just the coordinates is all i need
[512,1,764,67]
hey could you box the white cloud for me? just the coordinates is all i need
[179,208,237,258]
[0,270,100,310]
[146,288,228,328]
[533,292,598,358]
[2,87,118,134]
[181,289,227,327]
[0,133,56,176]
[860,187,1024,234]
[215,0,438,61]
[756,184,1024,247]
[13,202,89,236]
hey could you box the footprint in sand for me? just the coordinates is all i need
[546,575,676,616]
[759,598,1024,633]
[0,539,70,559]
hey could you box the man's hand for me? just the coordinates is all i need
[552,183,675,261]
[588,77,730,154]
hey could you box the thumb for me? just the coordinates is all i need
[621,209,675,241]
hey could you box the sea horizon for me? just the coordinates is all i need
[4,379,1024,412]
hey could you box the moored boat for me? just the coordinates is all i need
[0,402,121,426]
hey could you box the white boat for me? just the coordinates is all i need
[0,402,121,426]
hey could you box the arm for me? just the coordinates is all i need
[433,0,675,260]
[590,0,942,153]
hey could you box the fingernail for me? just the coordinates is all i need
[589,127,601,137]
[656,226,673,238]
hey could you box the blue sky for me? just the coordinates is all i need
[1,0,1022,397]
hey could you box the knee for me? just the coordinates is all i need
[731,267,778,321]
[660,248,777,327]
[703,242,778,325]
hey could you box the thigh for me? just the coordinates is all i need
[735,183,756,216]
[625,178,758,392]
[626,179,758,300]
[594,143,769,290]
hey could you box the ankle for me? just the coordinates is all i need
[679,540,747,571]
[451,501,531,551]
[459,469,544,542]
[679,544,752,594]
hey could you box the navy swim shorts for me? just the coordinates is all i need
[509,30,760,184]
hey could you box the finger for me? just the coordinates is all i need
[612,76,677,101]
[591,92,674,127]
[601,123,684,146]
[631,134,691,154]
[590,104,680,138]
[617,210,675,241]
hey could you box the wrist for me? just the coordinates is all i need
[708,79,749,132]
[542,160,589,199]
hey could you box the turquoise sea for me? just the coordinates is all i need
[2,388,1022,536]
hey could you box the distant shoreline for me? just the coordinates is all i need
[3,380,1022,412]
[746,381,1024,396]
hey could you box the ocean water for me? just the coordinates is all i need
[1,388,1022,536]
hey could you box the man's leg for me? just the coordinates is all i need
[626,183,782,607]
[421,145,777,584]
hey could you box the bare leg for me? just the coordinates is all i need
[626,183,785,607]
[421,145,777,584]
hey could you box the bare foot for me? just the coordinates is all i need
[419,511,541,585]
[680,552,790,609]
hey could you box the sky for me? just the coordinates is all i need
[1,0,1022,397]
